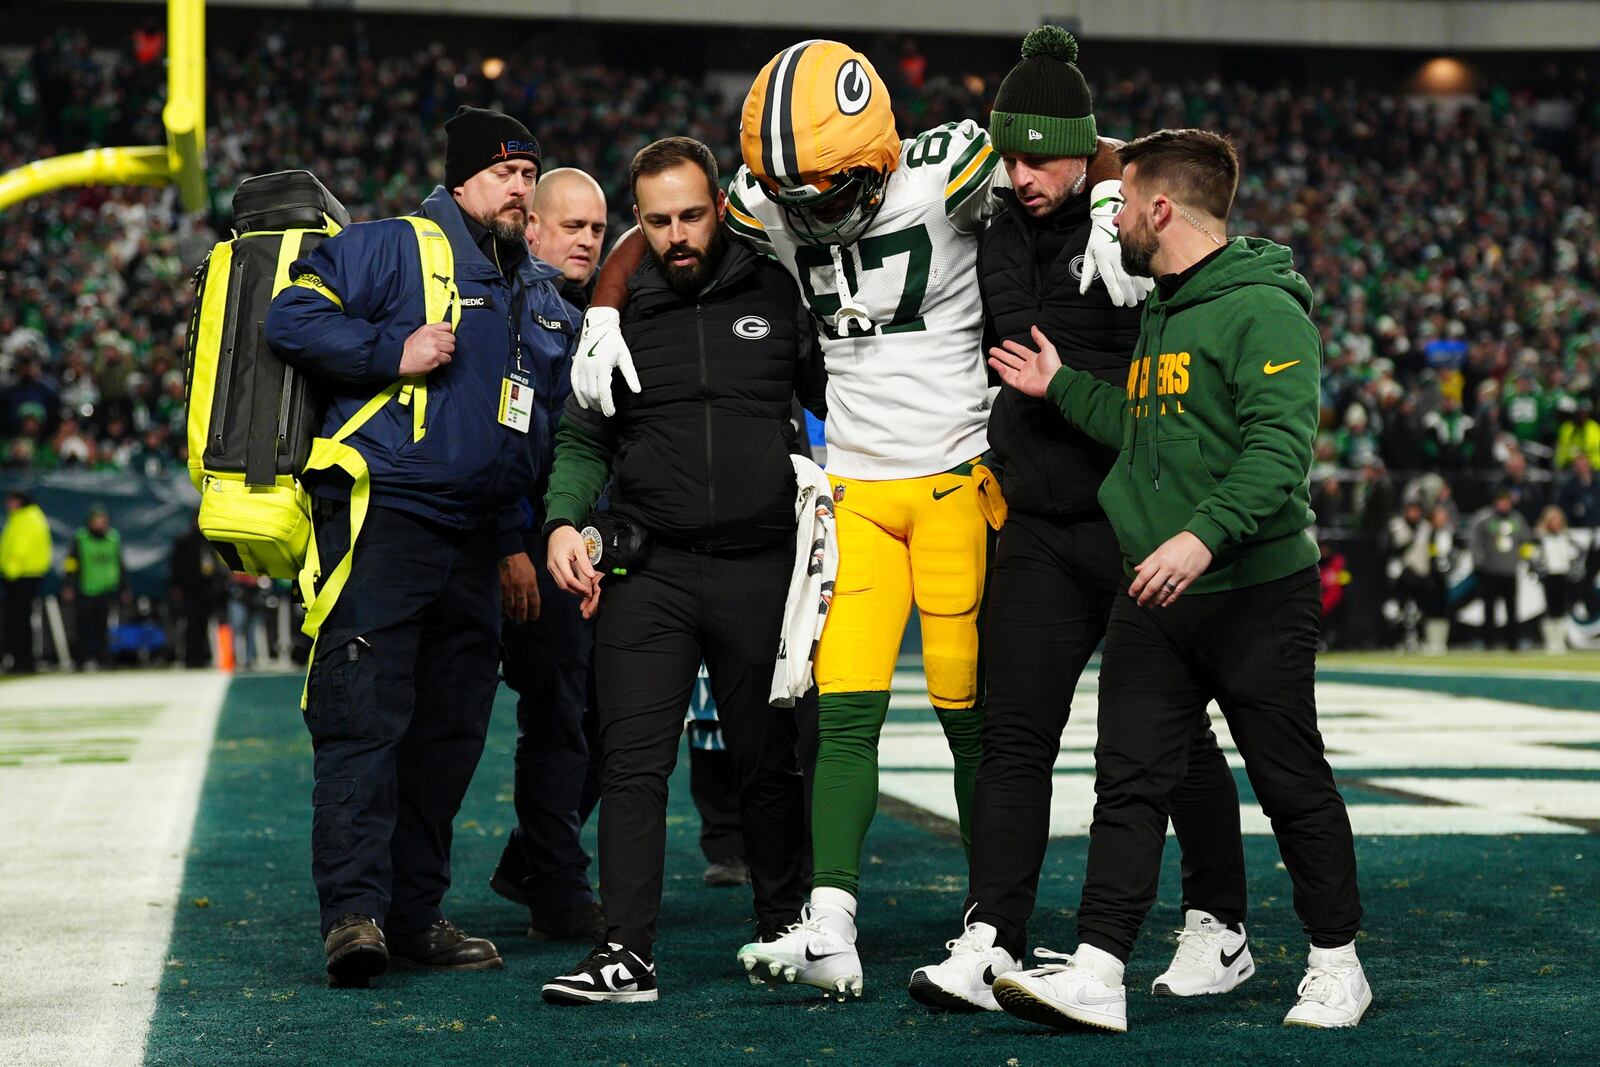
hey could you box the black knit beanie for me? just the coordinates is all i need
[989,26,1097,158]
[444,106,541,190]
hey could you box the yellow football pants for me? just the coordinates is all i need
[815,465,988,709]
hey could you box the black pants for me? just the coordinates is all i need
[692,688,821,873]
[498,564,601,919]
[1477,571,1518,649]
[179,595,214,668]
[1544,574,1576,619]
[304,503,501,937]
[1079,567,1361,961]
[594,540,806,955]
[690,745,745,865]
[965,514,1246,958]
[76,592,112,666]
[3,577,40,673]
[1392,569,1430,643]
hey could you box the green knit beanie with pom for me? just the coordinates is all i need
[989,26,1097,158]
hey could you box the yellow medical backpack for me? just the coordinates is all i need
[184,170,458,638]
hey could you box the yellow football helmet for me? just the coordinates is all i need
[740,40,900,245]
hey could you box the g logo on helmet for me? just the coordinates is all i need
[733,316,771,340]
[836,59,871,116]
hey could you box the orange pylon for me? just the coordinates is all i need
[216,623,235,672]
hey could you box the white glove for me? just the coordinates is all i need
[570,306,640,418]
[1080,179,1155,308]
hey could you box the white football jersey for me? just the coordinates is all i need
[727,120,1005,480]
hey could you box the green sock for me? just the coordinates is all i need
[936,703,984,859]
[810,690,891,896]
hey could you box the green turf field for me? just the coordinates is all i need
[139,672,1600,1066]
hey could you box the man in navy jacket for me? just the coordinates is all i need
[266,107,576,987]
[488,168,606,944]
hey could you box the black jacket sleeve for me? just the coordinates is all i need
[793,297,828,421]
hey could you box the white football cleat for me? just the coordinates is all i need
[992,945,1127,1033]
[1283,943,1372,1028]
[908,918,1020,1012]
[735,904,864,1001]
[1151,910,1255,997]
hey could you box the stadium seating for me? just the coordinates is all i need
[2,26,1596,527]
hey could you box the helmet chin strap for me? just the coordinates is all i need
[830,244,874,333]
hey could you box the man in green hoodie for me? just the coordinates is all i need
[986,129,1369,1033]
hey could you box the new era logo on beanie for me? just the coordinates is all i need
[445,106,542,190]
[989,26,1098,159]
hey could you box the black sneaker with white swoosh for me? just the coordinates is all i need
[542,943,659,1004]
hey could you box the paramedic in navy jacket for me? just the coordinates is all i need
[266,107,577,987]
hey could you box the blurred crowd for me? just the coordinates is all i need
[2,25,1598,650]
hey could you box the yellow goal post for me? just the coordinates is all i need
[0,0,206,214]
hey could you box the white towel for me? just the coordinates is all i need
[769,455,837,707]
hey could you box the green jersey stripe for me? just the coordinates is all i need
[944,150,999,214]
[724,211,768,245]
[945,134,988,186]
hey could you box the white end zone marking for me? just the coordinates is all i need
[0,670,230,1067]
[879,675,1600,835]
[877,770,1578,837]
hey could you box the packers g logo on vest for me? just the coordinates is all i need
[740,40,900,245]
[733,315,771,340]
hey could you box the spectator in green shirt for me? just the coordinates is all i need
[63,504,124,670]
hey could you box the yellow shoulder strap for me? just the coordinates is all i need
[392,216,460,443]
[295,216,460,707]
[397,215,459,328]
[296,382,403,677]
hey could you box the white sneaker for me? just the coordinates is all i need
[1283,943,1372,1028]
[735,903,863,1001]
[1151,910,1255,996]
[991,945,1128,1033]
[907,918,1020,1012]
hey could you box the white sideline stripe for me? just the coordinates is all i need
[0,671,229,1067]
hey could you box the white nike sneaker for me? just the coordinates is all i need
[735,903,864,1001]
[1283,942,1372,1028]
[1151,910,1255,996]
[992,945,1128,1033]
[908,919,1020,1012]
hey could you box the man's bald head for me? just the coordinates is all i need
[527,168,608,286]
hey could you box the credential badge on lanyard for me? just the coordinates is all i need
[498,285,533,433]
